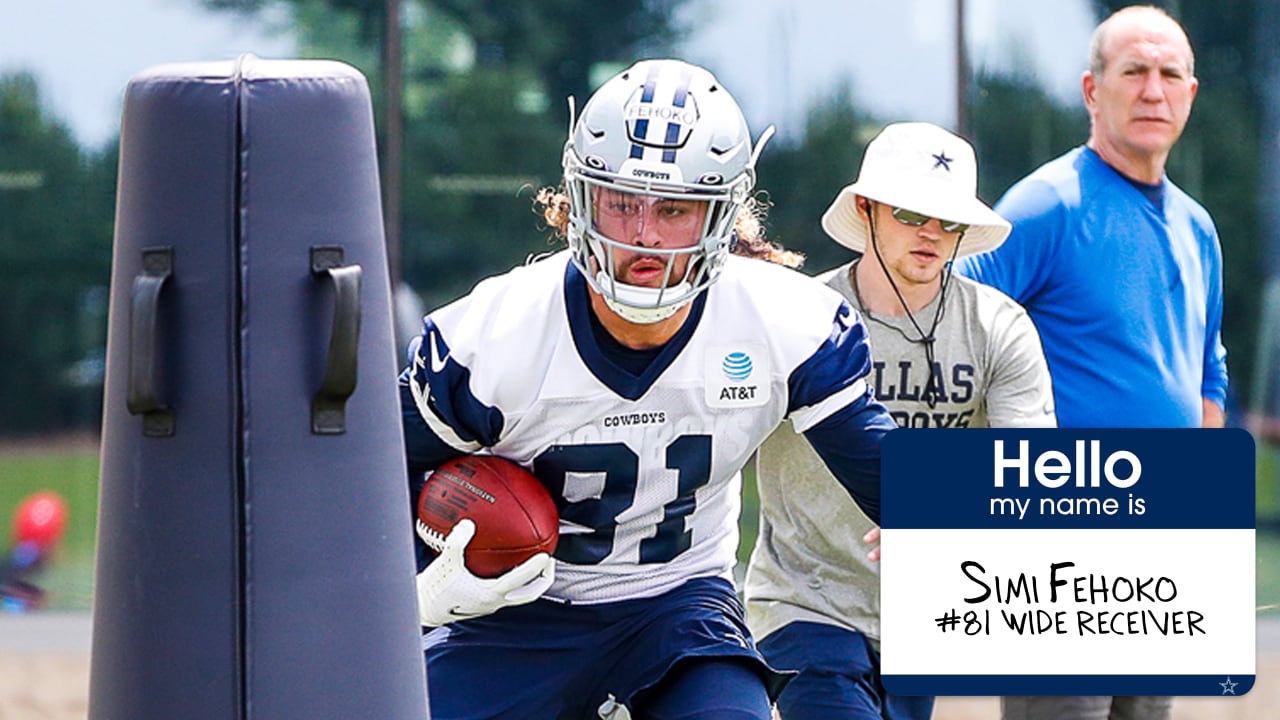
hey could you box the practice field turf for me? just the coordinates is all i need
[1,437,1278,615]
[0,437,99,610]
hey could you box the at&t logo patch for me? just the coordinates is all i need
[722,352,753,381]
[706,344,771,409]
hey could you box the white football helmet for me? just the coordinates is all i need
[563,59,772,324]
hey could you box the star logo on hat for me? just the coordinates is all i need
[932,150,954,171]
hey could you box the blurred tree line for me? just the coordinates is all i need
[0,0,1268,436]
[0,75,114,434]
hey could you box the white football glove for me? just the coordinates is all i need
[415,518,555,627]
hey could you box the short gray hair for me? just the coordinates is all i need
[1087,5,1195,77]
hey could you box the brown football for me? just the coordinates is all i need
[416,455,559,578]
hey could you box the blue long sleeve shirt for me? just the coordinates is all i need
[956,146,1227,428]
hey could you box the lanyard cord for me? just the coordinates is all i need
[855,205,965,408]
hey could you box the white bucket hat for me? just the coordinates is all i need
[821,122,1010,257]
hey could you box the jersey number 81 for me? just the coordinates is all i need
[534,435,712,565]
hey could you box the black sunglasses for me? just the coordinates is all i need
[891,206,969,234]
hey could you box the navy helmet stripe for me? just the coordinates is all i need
[630,116,650,159]
[631,63,693,165]
[672,66,693,107]
[662,67,694,163]
[640,63,661,103]
[662,120,681,162]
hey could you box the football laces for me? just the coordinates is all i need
[415,519,447,552]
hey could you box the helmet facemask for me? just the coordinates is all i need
[562,59,768,324]
[565,156,750,324]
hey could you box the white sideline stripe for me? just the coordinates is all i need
[0,612,92,653]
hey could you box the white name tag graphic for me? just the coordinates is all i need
[880,429,1256,696]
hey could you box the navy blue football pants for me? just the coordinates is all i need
[759,621,934,720]
[421,577,777,719]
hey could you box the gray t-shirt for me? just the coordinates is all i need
[744,261,1056,646]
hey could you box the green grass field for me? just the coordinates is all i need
[2,438,1278,615]
[0,439,99,610]
[1259,443,1279,519]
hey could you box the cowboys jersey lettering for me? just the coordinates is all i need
[403,251,887,604]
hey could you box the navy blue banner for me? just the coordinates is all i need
[882,429,1255,529]
[883,674,1255,697]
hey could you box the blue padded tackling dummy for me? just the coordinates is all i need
[91,55,429,719]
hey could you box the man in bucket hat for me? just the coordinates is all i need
[744,122,1056,720]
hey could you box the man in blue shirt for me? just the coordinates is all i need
[957,6,1227,720]
[958,4,1227,432]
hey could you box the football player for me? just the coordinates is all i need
[399,58,896,720]
[744,122,1056,720]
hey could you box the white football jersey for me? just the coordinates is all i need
[407,251,879,604]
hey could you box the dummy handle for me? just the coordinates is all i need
[311,246,362,434]
[127,247,175,437]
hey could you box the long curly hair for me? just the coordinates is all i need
[533,187,804,269]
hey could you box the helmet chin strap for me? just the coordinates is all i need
[594,270,694,324]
